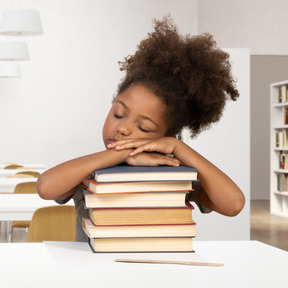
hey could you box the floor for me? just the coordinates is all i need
[250,200,288,251]
[1,200,288,251]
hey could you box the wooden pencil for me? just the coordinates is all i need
[115,258,224,267]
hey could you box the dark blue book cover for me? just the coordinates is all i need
[93,165,198,183]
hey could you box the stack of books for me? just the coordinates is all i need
[81,165,198,253]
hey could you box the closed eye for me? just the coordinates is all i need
[137,124,150,133]
[114,113,123,119]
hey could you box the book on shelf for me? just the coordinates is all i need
[82,217,196,238]
[87,201,194,226]
[92,165,198,183]
[279,86,282,103]
[279,85,288,103]
[82,178,193,194]
[88,236,194,253]
[284,107,288,125]
[83,188,189,208]
[279,151,288,169]
[277,173,288,192]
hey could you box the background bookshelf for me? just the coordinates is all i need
[270,80,288,217]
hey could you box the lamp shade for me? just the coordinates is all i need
[0,9,43,36]
[0,41,30,61]
[0,62,21,77]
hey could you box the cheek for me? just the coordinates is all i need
[102,116,112,139]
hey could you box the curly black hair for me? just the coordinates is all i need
[117,15,239,138]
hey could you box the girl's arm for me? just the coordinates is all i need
[37,149,132,200]
[107,137,245,217]
[37,147,180,200]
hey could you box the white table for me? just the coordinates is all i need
[0,241,287,287]
[0,168,46,177]
[0,194,63,221]
[0,177,38,193]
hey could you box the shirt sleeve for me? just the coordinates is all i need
[187,181,212,214]
[54,194,74,205]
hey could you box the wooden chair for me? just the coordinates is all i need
[6,174,34,178]
[14,181,37,194]
[4,164,23,169]
[26,205,76,242]
[8,182,38,242]
[16,171,41,177]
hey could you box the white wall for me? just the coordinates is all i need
[198,0,288,55]
[0,0,198,168]
[0,1,251,240]
[184,49,250,240]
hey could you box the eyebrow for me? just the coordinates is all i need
[115,100,160,127]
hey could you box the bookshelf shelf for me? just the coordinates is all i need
[273,169,288,173]
[274,148,288,152]
[273,103,288,108]
[270,81,288,218]
[274,191,288,197]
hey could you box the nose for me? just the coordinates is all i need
[117,124,131,136]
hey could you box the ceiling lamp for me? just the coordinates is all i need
[0,9,43,36]
[0,62,21,78]
[0,41,30,60]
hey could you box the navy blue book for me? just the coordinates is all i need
[92,165,198,183]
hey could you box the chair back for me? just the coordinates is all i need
[26,205,76,242]
[14,182,37,193]
[4,164,23,169]
[7,174,34,178]
[16,171,41,177]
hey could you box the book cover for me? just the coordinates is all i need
[82,178,193,194]
[88,201,194,226]
[83,188,188,208]
[83,217,196,238]
[93,165,198,183]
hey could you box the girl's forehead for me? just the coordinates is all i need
[116,85,164,107]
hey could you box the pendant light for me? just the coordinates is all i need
[0,62,21,78]
[0,41,29,60]
[0,9,43,36]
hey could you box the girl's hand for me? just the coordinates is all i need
[126,152,180,167]
[107,137,180,157]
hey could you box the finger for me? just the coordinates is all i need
[107,140,148,150]
[153,156,180,167]
[129,144,156,155]
[107,140,135,149]
[116,142,151,151]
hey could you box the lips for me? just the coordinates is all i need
[108,138,119,144]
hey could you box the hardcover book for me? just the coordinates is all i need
[82,178,193,194]
[88,201,194,226]
[83,217,196,238]
[92,165,198,183]
[88,237,194,253]
[83,188,189,208]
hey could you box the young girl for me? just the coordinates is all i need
[37,15,245,241]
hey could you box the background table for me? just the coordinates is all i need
[0,194,72,241]
[0,169,46,177]
[0,178,38,193]
[0,240,287,287]
[0,194,69,221]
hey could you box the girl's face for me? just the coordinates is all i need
[102,85,168,147]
